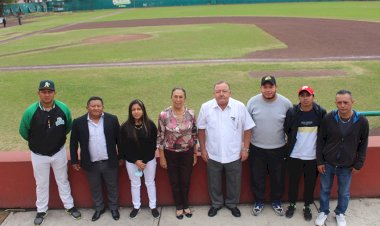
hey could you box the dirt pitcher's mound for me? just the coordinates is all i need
[82,34,152,44]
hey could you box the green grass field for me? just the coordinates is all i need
[0,2,379,151]
[0,24,285,66]
[99,2,380,22]
[1,61,379,151]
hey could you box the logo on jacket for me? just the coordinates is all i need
[55,117,65,126]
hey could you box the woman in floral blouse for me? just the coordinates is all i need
[157,87,198,219]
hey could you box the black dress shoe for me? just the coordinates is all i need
[92,209,105,221]
[227,207,241,217]
[176,210,184,220]
[208,207,221,217]
[111,209,120,221]
[184,208,192,218]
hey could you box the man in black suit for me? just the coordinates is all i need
[70,96,121,221]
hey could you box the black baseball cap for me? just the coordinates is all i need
[261,75,276,86]
[38,80,55,91]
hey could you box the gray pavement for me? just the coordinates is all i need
[2,198,380,226]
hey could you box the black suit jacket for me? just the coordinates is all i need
[70,112,120,170]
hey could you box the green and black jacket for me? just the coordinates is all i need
[19,100,72,156]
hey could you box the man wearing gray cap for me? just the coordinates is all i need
[19,80,81,225]
[246,75,292,217]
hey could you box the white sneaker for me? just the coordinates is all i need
[251,202,264,216]
[315,212,328,226]
[271,201,284,216]
[336,213,347,226]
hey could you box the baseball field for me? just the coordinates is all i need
[0,1,379,151]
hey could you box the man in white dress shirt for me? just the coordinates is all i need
[198,81,255,218]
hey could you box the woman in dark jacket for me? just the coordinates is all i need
[119,99,159,219]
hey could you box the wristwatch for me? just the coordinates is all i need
[243,148,250,153]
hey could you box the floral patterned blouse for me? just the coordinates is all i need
[157,106,197,152]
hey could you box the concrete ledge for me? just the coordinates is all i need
[1,136,380,209]
[3,199,380,226]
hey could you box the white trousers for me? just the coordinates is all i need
[126,158,157,209]
[31,146,74,212]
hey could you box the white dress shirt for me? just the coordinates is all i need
[197,97,255,163]
[87,113,108,162]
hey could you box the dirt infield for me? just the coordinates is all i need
[48,17,380,60]
[2,16,380,71]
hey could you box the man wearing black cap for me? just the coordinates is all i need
[19,80,81,225]
[246,75,292,217]
[283,85,326,221]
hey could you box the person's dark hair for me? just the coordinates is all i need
[171,87,186,99]
[121,99,151,143]
[87,96,103,106]
[214,80,231,90]
[336,89,352,96]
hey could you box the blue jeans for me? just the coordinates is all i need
[319,163,352,215]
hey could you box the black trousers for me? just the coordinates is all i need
[249,144,286,203]
[165,149,193,210]
[287,157,317,206]
[85,161,119,211]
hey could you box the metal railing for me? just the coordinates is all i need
[361,111,380,117]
